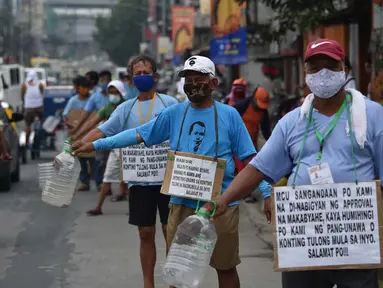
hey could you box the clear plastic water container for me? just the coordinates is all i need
[41,139,81,207]
[38,162,55,191]
[162,201,217,288]
[42,116,60,134]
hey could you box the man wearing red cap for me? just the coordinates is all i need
[209,39,383,287]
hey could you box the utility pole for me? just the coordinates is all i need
[27,0,32,65]
[161,0,167,37]
[160,0,167,63]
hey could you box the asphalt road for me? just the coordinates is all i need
[0,152,281,288]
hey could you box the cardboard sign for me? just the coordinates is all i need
[120,141,170,182]
[271,181,383,271]
[67,109,96,158]
[161,151,226,201]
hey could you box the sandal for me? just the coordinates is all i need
[77,185,90,191]
[111,195,127,202]
[87,208,103,216]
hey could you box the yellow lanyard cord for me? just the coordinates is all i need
[137,94,157,124]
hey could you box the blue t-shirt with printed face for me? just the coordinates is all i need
[99,94,178,187]
[136,101,256,209]
[63,95,89,118]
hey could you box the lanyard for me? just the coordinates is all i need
[123,94,167,129]
[175,101,219,159]
[292,93,358,188]
[138,93,157,124]
[309,99,348,161]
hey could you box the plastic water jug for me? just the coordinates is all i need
[41,139,81,207]
[162,201,217,288]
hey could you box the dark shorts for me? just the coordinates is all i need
[128,185,170,227]
[24,107,43,126]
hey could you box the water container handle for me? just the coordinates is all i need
[195,199,217,218]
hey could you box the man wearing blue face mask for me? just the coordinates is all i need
[208,39,383,288]
[71,55,178,288]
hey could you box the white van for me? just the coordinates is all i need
[25,67,47,87]
[0,64,25,112]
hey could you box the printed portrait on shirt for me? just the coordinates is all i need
[188,121,206,153]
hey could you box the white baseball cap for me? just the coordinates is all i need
[178,56,216,78]
[107,80,126,96]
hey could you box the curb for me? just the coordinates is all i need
[240,191,273,249]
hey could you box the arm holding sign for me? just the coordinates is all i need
[207,120,293,223]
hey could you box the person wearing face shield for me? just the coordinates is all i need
[70,55,178,288]
[205,39,383,288]
[71,55,271,288]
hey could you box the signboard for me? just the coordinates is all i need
[210,0,247,64]
[158,36,172,55]
[272,181,383,271]
[67,109,96,158]
[120,141,170,182]
[161,151,226,201]
[172,6,195,55]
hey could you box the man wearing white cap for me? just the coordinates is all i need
[72,55,268,287]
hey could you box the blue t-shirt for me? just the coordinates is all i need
[123,84,139,101]
[250,97,383,186]
[63,95,89,118]
[84,88,110,112]
[93,101,263,208]
[137,101,256,208]
[99,94,178,187]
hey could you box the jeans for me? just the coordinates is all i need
[79,157,102,189]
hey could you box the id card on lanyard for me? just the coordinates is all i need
[305,99,348,185]
[120,94,170,182]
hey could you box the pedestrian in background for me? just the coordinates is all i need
[71,80,129,214]
[63,76,102,191]
[22,70,44,147]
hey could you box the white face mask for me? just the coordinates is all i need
[305,68,346,99]
[109,94,121,104]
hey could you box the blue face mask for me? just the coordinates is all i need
[123,84,139,100]
[133,75,156,92]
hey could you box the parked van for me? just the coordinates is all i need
[0,64,24,112]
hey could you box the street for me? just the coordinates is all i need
[0,152,281,288]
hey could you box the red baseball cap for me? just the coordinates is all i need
[305,39,345,62]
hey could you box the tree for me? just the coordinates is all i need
[260,0,340,41]
[94,0,148,66]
